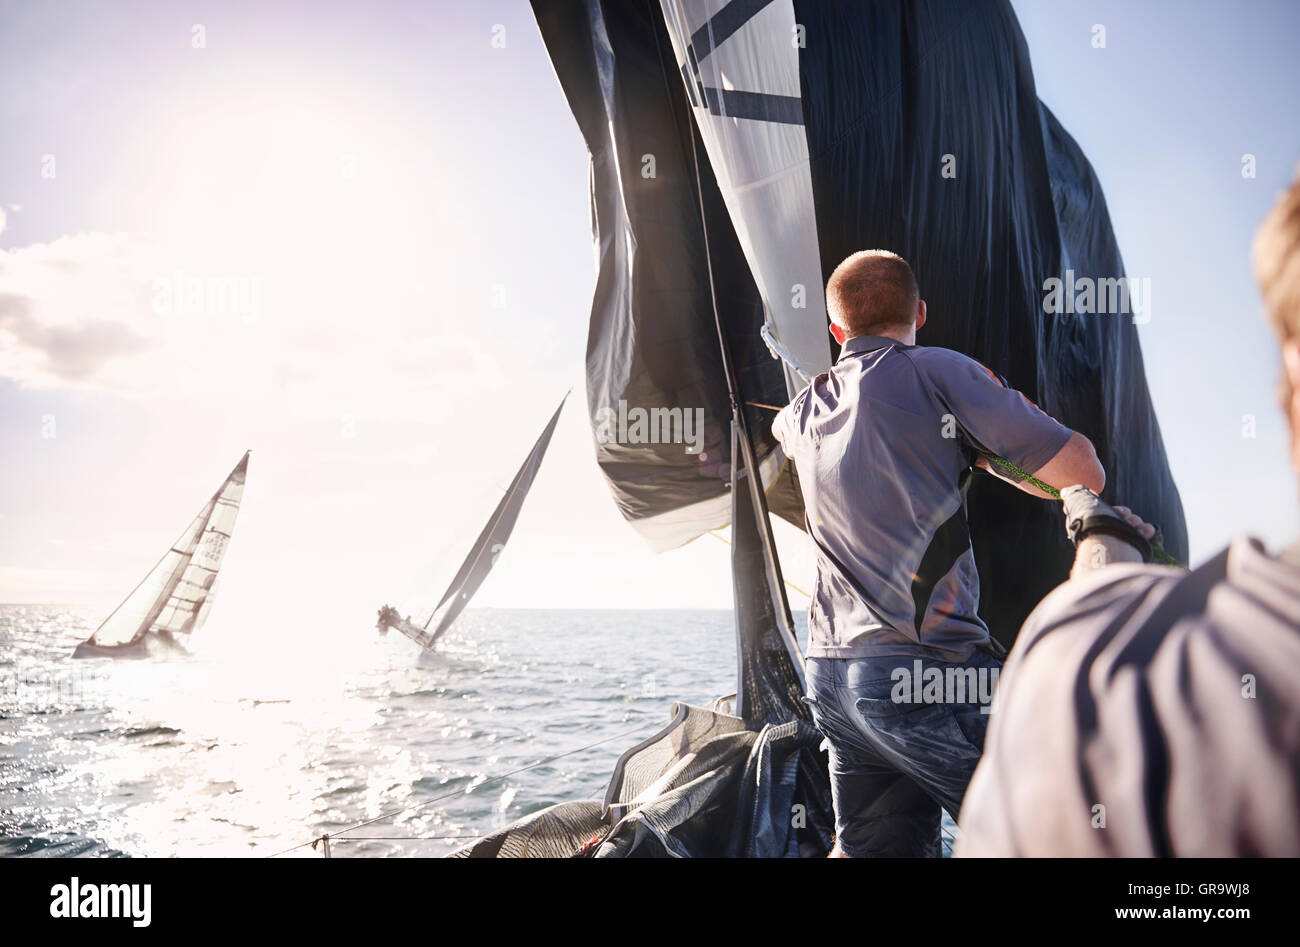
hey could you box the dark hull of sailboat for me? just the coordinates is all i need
[72,639,151,660]
[380,616,438,651]
[72,632,187,660]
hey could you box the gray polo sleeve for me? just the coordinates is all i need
[773,394,804,445]
[956,565,1170,857]
[771,404,789,443]
[914,347,1073,474]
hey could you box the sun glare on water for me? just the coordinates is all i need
[65,615,432,857]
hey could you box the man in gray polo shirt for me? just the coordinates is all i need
[956,172,1300,857]
[773,249,1106,857]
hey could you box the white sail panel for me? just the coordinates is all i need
[420,397,565,647]
[151,459,246,636]
[84,501,215,648]
[83,452,248,650]
[659,0,833,391]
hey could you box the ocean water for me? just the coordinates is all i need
[2,606,959,857]
[1,606,771,857]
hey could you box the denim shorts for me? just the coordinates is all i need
[803,649,1001,857]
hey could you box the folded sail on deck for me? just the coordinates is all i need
[73,452,248,656]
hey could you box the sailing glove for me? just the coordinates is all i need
[1060,485,1157,563]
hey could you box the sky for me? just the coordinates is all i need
[1,0,1299,633]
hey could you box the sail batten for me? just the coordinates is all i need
[74,452,249,656]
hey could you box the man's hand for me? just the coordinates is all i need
[1064,490,1158,579]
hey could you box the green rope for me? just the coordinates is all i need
[983,454,1059,498]
[753,398,1180,567]
[982,455,1182,567]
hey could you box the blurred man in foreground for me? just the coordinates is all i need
[957,171,1300,857]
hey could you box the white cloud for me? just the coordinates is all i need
[0,226,512,407]
[0,232,160,389]
[0,56,745,613]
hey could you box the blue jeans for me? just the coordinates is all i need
[804,650,1001,857]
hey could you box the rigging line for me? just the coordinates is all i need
[319,835,485,842]
[264,719,662,858]
[722,409,1185,567]
[980,455,1182,567]
[707,530,811,599]
[85,497,213,647]
[760,323,813,386]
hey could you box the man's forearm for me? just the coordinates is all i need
[1033,432,1106,494]
[976,455,1058,498]
[1070,534,1145,580]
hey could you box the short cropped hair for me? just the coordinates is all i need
[1254,167,1300,344]
[826,250,920,337]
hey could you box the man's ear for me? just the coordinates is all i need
[915,298,927,332]
[829,322,846,345]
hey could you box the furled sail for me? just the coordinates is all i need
[531,0,803,554]
[73,451,249,658]
[384,395,567,652]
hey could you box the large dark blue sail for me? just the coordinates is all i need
[456,0,1188,858]
[783,0,1188,637]
[529,0,802,556]
[547,0,1186,646]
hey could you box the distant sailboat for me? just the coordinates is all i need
[378,395,567,651]
[72,451,250,659]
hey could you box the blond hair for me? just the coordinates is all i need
[1254,168,1300,343]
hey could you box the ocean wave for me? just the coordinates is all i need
[0,835,127,858]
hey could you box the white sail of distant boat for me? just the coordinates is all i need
[73,451,250,659]
[378,396,567,651]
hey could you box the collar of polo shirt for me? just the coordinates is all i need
[838,334,908,360]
